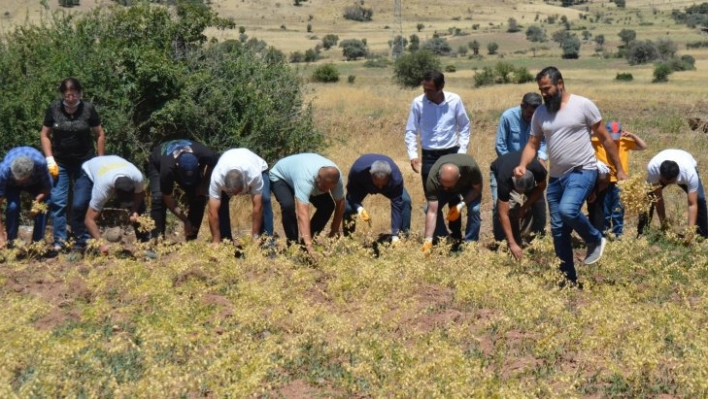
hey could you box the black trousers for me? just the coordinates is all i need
[271,179,335,244]
[147,161,207,240]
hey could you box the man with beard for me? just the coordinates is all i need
[514,66,627,285]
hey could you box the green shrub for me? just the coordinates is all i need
[473,66,497,87]
[514,67,534,84]
[615,72,634,81]
[652,63,673,83]
[339,39,368,61]
[304,48,319,62]
[392,50,442,88]
[343,4,373,22]
[311,64,340,83]
[422,37,453,56]
[347,75,356,84]
[322,34,339,50]
[290,51,304,63]
[0,2,322,163]
[445,65,456,73]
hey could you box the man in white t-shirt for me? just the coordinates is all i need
[638,149,707,237]
[73,155,148,255]
[514,66,627,285]
[207,148,272,243]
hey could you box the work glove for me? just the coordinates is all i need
[390,235,401,247]
[46,156,59,179]
[421,238,433,254]
[357,207,371,224]
[446,201,465,222]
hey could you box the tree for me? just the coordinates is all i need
[526,26,547,43]
[457,45,468,56]
[594,34,605,47]
[626,40,659,65]
[561,36,582,59]
[507,18,521,33]
[582,30,592,41]
[618,29,636,47]
[416,23,425,32]
[389,35,408,58]
[422,37,453,56]
[552,30,572,47]
[469,40,480,55]
[615,0,626,8]
[408,34,420,52]
[487,42,499,55]
[393,50,442,88]
[343,4,373,21]
[322,34,339,50]
[339,39,368,60]
[655,38,677,60]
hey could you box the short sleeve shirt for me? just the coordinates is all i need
[82,155,144,211]
[209,148,269,199]
[269,153,344,204]
[647,149,699,192]
[531,94,601,178]
[424,153,482,201]
[490,151,547,202]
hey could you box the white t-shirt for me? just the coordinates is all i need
[209,148,268,199]
[531,94,601,178]
[647,149,699,192]
[82,155,144,211]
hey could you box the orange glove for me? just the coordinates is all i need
[46,156,59,179]
[446,202,465,222]
[357,207,370,223]
[421,238,433,254]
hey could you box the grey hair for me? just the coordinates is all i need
[370,160,393,180]
[224,169,245,193]
[11,156,34,181]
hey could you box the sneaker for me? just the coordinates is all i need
[584,237,606,265]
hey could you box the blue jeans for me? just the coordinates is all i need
[547,169,601,282]
[343,188,412,236]
[219,171,274,241]
[72,171,149,248]
[49,162,84,248]
[4,185,48,243]
[603,183,624,236]
[433,189,481,242]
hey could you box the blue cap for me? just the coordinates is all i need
[176,153,200,187]
[606,120,622,140]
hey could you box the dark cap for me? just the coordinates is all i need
[114,176,135,201]
[521,92,543,107]
[512,171,536,193]
[176,152,200,187]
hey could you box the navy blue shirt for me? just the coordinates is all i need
[346,153,405,235]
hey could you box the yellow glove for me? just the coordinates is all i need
[421,238,433,254]
[446,202,465,222]
[357,207,371,223]
[46,156,59,179]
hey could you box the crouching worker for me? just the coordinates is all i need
[343,154,411,242]
[491,151,547,260]
[422,153,483,252]
[73,155,149,255]
[207,148,273,243]
[0,147,52,248]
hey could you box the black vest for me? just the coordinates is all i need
[49,100,96,165]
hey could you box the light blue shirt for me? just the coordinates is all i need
[495,106,547,161]
[269,153,344,204]
[404,91,471,160]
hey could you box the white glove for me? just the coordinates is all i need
[596,160,611,179]
[391,236,400,243]
[46,156,59,178]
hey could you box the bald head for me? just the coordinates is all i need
[438,163,461,189]
[316,166,340,191]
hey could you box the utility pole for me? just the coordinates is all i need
[392,0,404,59]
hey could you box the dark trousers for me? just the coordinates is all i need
[637,179,708,238]
[271,179,334,244]
[343,188,412,236]
[73,171,149,248]
[587,188,608,236]
[4,184,48,243]
[147,162,208,240]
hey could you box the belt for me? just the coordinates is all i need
[422,147,458,157]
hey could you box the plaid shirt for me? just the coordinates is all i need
[0,146,52,197]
